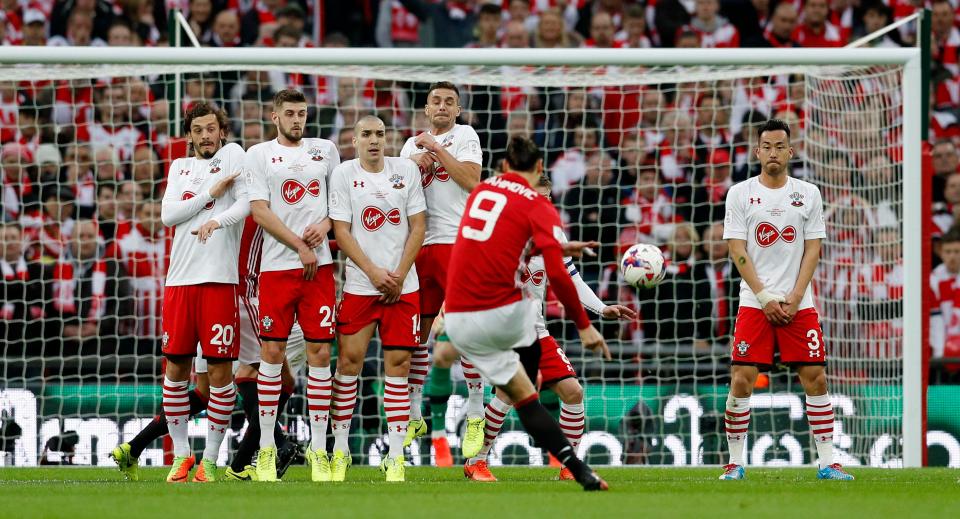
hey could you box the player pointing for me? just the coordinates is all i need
[444,136,608,491]
[399,81,487,456]
[159,102,248,483]
[720,119,853,481]
[247,89,340,482]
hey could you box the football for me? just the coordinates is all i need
[620,243,666,289]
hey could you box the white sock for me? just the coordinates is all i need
[203,383,236,462]
[307,365,332,452]
[408,346,429,421]
[257,361,283,449]
[473,396,512,463]
[384,376,410,458]
[162,377,191,458]
[724,395,751,466]
[461,360,485,419]
[331,372,359,454]
[806,393,835,469]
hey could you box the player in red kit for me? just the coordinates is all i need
[159,102,248,483]
[444,136,608,491]
[247,89,340,482]
[719,119,853,481]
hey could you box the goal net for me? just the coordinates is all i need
[0,47,922,468]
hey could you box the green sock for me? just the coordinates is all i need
[427,367,452,436]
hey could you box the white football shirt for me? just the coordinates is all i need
[163,142,249,286]
[723,176,826,310]
[245,137,339,272]
[328,157,427,296]
[399,123,482,245]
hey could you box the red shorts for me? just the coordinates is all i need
[162,283,239,360]
[538,335,577,385]
[259,266,336,343]
[337,292,421,347]
[731,307,827,367]
[416,244,452,317]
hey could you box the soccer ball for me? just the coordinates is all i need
[620,243,666,289]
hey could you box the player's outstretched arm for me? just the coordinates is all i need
[387,211,426,304]
[332,219,399,298]
[250,200,317,279]
[414,133,481,191]
[783,238,822,318]
[728,238,790,325]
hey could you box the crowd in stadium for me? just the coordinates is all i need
[0,0,956,381]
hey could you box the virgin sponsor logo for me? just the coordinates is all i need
[421,165,450,188]
[361,206,402,231]
[520,268,546,286]
[755,222,796,247]
[281,179,322,204]
[181,191,214,210]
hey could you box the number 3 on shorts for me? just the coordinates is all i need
[462,191,507,242]
[806,329,820,350]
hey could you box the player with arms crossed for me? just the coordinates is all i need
[159,102,249,482]
[399,81,488,457]
[444,136,608,491]
[720,119,853,481]
[328,115,426,482]
[247,89,340,482]
[464,175,636,482]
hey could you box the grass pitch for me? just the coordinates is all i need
[1,467,957,519]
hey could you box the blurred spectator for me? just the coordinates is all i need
[131,146,162,193]
[63,144,95,217]
[21,9,48,46]
[562,151,622,279]
[50,0,114,43]
[654,110,695,183]
[933,140,960,204]
[464,1,499,48]
[377,0,422,48]
[674,28,701,48]
[652,0,691,48]
[550,125,599,197]
[2,143,35,221]
[48,9,103,47]
[383,127,405,156]
[582,11,620,48]
[934,172,960,234]
[0,221,46,353]
[502,19,531,47]
[22,185,76,263]
[761,2,799,48]
[634,222,711,346]
[858,2,901,48]
[106,18,136,47]
[620,168,677,247]
[115,179,144,222]
[617,129,649,188]
[241,0,281,46]
[684,0,739,48]
[793,0,843,47]
[722,0,769,47]
[95,182,119,242]
[687,148,733,230]
[338,127,356,161]
[931,228,960,359]
[399,0,479,48]
[108,199,166,337]
[186,0,215,43]
[94,145,122,183]
[861,153,900,228]
[506,0,537,34]
[534,7,580,48]
[50,218,131,346]
[82,82,148,164]
[857,226,903,357]
[931,0,960,80]
[207,8,242,47]
[697,221,740,345]
[576,0,625,38]
[35,144,62,187]
[615,4,651,48]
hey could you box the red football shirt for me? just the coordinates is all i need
[445,173,591,329]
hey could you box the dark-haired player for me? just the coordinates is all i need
[158,102,249,482]
[719,119,852,481]
[444,136,609,491]
[398,81,487,459]
[247,88,340,482]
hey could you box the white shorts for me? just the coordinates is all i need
[195,296,307,375]
[445,298,538,386]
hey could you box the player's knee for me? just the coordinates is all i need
[730,371,756,397]
[336,352,364,376]
[803,369,828,394]
[558,382,584,405]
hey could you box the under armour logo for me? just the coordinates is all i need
[313,414,325,422]
[272,157,283,163]
[208,424,225,433]
[260,409,275,417]
[354,181,365,188]
[179,169,190,176]
[467,382,482,391]
[171,419,179,425]
[750,197,761,204]
[809,350,821,358]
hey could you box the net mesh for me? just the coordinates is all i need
[0,59,905,468]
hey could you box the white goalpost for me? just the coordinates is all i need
[0,46,923,468]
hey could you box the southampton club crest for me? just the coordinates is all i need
[309,147,324,161]
[789,191,804,207]
[261,315,274,332]
[162,332,170,347]
[390,173,405,189]
[209,158,221,174]
[736,340,750,357]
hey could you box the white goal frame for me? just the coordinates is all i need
[0,46,924,467]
